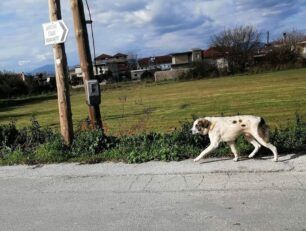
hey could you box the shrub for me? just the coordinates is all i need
[270,114,306,153]
[0,121,18,148]
[33,135,70,164]
[71,129,117,157]
[179,61,219,80]
[0,118,56,157]
[0,148,28,165]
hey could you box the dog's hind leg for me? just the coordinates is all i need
[252,133,278,162]
[228,141,239,162]
[245,135,261,158]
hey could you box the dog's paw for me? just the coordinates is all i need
[194,158,200,162]
[233,157,239,162]
[248,154,255,159]
[272,158,278,162]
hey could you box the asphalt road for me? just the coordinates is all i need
[0,154,306,231]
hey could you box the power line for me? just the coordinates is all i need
[83,0,97,74]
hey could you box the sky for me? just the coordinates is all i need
[0,0,305,72]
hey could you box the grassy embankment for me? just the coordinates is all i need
[0,68,306,135]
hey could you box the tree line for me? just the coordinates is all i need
[0,72,56,99]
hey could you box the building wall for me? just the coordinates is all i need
[154,68,190,82]
[191,50,202,62]
[172,54,191,65]
[130,70,145,80]
[216,58,229,69]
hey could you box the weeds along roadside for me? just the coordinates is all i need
[0,114,305,165]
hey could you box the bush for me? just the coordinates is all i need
[0,121,19,148]
[179,61,219,80]
[71,129,117,157]
[33,135,70,163]
[270,114,306,153]
[0,118,56,157]
[0,148,27,165]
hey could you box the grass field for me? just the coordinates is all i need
[1,68,306,135]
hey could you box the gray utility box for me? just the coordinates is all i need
[86,80,101,105]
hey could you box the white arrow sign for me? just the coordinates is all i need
[42,20,69,45]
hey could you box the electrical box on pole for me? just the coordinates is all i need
[86,80,101,106]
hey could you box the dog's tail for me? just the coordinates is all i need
[258,117,269,142]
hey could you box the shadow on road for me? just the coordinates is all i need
[278,153,305,162]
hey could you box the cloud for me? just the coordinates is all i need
[18,60,31,66]
[0,0,305,71]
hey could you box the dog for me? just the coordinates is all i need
[191,115,278,162]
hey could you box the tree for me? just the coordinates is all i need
[266,29,305,68]
[211,25,262,73]
[0,72,28,98]
[281,29,305,49]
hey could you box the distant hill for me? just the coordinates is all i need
[31,64,55,75]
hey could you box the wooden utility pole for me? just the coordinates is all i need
[48,0,74,144]
[70,0,103,129]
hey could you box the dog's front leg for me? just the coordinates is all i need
[227,141,239,162]
[194,142,219,162]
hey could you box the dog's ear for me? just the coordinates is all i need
[198,119,211,129]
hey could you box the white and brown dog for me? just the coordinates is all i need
[191,115,278,162]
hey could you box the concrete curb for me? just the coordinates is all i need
[0,154,305,178]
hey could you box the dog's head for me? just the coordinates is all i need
[191,118,211,135]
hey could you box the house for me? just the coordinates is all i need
[297,37,306,58]
[203,47,228,69]
[130,69,147,81]
[252,35,306,65]
[253,44,273,64]
[138,55,172,71]
[151,49,203,82]
[94,52,130,81]
[171,48,203,69]
[129,55,172,81]
[69,62,110,86]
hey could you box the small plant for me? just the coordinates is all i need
[71,129,117,157]
[270,113,306,153]
[34,135,70,164]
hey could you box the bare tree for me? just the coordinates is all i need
[281,29,305,47]
[211,25,262,73]
[278,29,305,55]
[267,29,305,67]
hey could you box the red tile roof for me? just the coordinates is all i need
[95,53,112,60]
[203,47,224,59]
[113,53,128,58]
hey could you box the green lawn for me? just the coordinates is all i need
[1,68,306,135]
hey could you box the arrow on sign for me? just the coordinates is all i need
[42,20,69,45]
